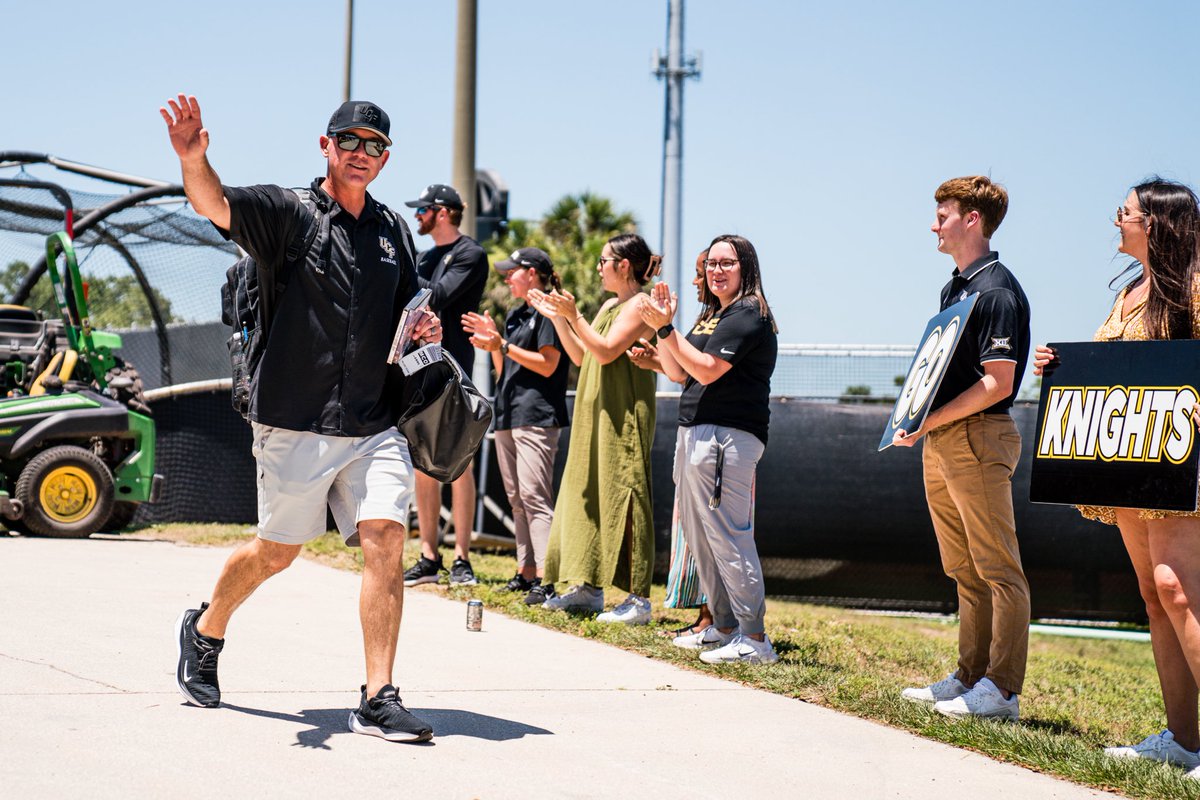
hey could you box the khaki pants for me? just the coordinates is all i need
[922,413,1030,694]
[495,426,561,571]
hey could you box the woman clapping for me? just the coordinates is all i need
[528,234,659,624]
[639,234,779,665]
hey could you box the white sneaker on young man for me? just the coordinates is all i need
[672,626,735,651]
[698,633,778,665]
[933,677,1019,721]
[597,594,651,625]
[542,583,603,613]
[1104,730,1200,769]
[901,673,969,706]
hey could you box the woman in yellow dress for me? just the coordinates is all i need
[1034,178,1200,774]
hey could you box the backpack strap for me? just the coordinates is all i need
[257,188,330,331]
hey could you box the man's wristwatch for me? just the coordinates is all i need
[657,323,675,339]
[500,340,511,356]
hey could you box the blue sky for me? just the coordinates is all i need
[4,0,1200,372]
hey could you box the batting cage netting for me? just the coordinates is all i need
[0,153,237,390]
[0,153,243,526]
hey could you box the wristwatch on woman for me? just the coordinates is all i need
[657,323,674,339]
[500,340,511,356]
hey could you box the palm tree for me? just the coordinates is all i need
[482,192,638,325]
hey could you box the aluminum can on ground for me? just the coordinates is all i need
[466,599,483,631]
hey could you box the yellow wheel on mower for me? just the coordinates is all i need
[39,464,99,523]
[15,445,114,538]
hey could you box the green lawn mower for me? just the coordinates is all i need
[0,231,162,537]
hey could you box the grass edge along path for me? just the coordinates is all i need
[140,524,1198,800]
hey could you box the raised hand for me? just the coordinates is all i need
[461,311,498,337]
[638,282,676,329]
[528,288,578,321]
[462,312,500,351]
[159,94,209,162]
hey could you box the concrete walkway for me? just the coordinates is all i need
[0,537,1117,799]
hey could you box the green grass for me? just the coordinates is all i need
[141,523,1199,800]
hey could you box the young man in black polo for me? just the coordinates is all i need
[401,184,490,587]
[893,175,1032,721]
[161,94,441,742]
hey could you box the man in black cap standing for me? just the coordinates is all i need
[401,183,490,588]
[160,94,439,742]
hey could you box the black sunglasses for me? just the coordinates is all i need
[333,132,387,158]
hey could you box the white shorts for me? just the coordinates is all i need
[252,423,414,546]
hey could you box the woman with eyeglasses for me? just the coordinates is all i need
[527,233,659,623]
[639,234,779,665]
[1034,177,1200,774]
[462,248,570,606]
[629,249,712,636]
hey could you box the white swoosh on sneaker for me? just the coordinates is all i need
[182,662,193,682]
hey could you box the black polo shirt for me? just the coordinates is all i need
[493,302,569,431]
[930,250,1030,415]
[678,296,778,445]
[416,235,489,371]
[221,178,417,436]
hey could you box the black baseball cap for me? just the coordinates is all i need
[496,247,553,275]
[404,184,464,210]
[327,101,392,146]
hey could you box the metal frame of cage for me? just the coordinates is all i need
[0,152,188,386]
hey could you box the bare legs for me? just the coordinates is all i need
[415,466,475,562]
[358,519,408,697]
[196,537,301,639]
[195,519,408,699]
[1117,510,1200,751]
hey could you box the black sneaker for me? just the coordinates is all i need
[449,557,478,586]
[403,555,444,587]
[174,602,224,708]
[500,573,533,593]
[524,580,556,606]
[349,685,433,743]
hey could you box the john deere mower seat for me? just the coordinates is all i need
[0,305,61,394]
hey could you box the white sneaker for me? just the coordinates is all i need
[699,633,778,665]
[672,626,735,651]
[1105,730,1200,769]
[901,673,969,706]
[933,677,1019,721]
[597,594,651,625]
[542,584,603,614]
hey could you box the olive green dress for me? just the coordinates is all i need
[544,300,656,596]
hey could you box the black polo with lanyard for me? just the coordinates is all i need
[930,250,1030,415]
[219,177,417,435]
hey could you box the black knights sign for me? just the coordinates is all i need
[1030,340,1200,510]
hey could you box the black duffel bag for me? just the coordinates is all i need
[393,356,493,482]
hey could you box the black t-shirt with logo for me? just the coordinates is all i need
[678,297,778,445]
[493,302,569,431]
[221,179,416,436]
[416,235,489,370]
[930,251,1030,415]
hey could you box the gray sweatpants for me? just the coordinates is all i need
[674,424,767,635]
